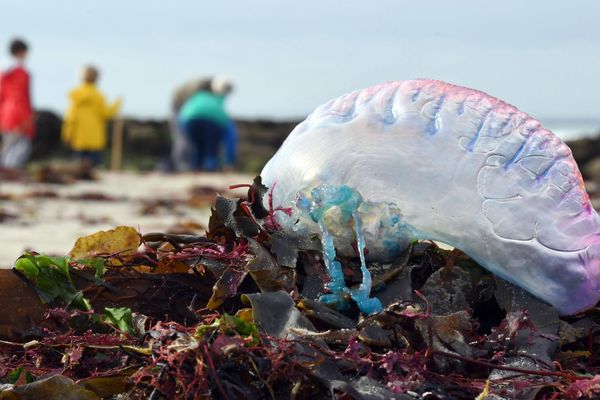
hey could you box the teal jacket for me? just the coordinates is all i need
[178,91,229,128]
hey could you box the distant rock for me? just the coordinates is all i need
[32,110,64,159]
[29,111,598,177]
[583,157,600,184]
[567,132,600,183]
[28,110,300,172]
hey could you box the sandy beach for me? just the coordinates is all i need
[0,171,252,268]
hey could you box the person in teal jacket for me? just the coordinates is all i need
[178,77,236,171]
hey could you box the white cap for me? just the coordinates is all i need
[211,75,234,95]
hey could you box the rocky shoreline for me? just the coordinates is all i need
[31,110,301,173]
[30,110,600,180]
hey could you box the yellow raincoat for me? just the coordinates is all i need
[61,83,121,151]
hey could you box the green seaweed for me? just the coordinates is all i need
[14,253,91,310]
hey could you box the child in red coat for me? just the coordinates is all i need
[0,38,34,169]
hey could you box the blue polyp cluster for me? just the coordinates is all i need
[297,185,383,314]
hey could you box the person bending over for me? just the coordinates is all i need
[178,77,235,171]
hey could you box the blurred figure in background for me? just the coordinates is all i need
[62,65,122,169]
[177,76,237,171]
[169,76,212,171]
[0,38,35,169]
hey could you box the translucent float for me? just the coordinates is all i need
[261,79,600,315]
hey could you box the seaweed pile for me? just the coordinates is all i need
[0,178,599,399]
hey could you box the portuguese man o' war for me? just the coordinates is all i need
[260,79,600,315]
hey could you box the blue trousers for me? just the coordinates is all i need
[76,150,103,167]
[180,118,226,171]
[224,120,237,166]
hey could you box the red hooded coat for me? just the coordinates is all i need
[0,65,35,138]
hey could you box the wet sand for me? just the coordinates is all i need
[0,171,252,268]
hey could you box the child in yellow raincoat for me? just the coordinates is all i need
[61,66,122,167]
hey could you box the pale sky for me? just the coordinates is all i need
[2,0,599,122]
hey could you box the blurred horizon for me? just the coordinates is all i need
[1,0,599,128]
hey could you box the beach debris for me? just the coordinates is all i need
[65,192,119,201]
[68,225,140,263]
[0,208,17,223]
[261,79,600,315]
[0,375,100,400]
[0,184,599,399]
[186,185,222,207]
[14,254,91,310]
[165,219,206,235]
[34,164,97,184]
[138,198,186,216]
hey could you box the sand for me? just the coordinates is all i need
[2,170,598,269]
[0,171,253,268]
